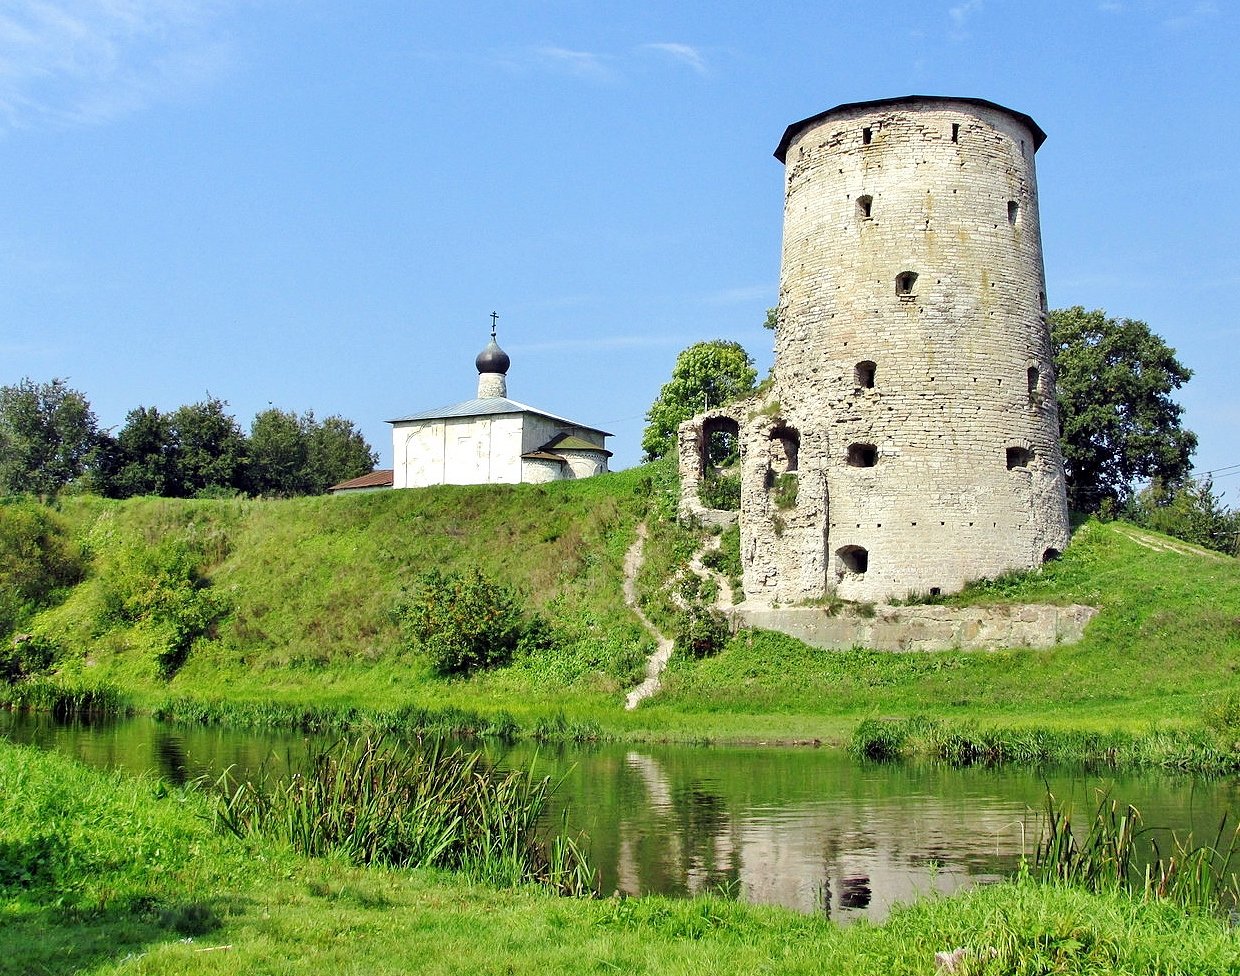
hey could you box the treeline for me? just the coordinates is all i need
[0,378,377,499]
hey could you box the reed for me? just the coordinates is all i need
[210,736,597,896]
[848,715,1240,774]
[0,677,130,717]
[1035,790,1240,914]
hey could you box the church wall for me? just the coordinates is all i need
[560,450,609,479]
[392,420,445,488]
[521,458,564,483]
[519,415,607,455]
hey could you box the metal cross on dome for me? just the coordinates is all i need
[490,311,498,339]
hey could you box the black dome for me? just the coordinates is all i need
[475,338,510,375]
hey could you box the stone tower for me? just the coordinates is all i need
[680,95,1071,603]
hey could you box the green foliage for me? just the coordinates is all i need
[395,568,540,677]
[641,340,757,462]
[770,471,798,509]
[168,396,248,498]
[1051,307,1197,512]
[212,736,597,895]
[697,471,740,510]
[98,535,229,679]
[249,409,378,496]
[0,633,59,683]
[701,523,743,596]
[106,405,180,498]
[0,377,100,496]
[1035,790,1239,914]
[0,500,84,639]
[675,603,730,659]
[1126,477,1240,554]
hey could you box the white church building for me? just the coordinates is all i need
[386,324,612,489]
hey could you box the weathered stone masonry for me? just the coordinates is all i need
[681,96,1071,603]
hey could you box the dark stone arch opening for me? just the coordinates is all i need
[700,416,740,474]
[837,545,868,575]
[847,443,877,468]
[855,361,877,389]
[1006,446,1032,470]
[769,425,799,473]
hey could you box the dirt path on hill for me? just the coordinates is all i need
[623,523,674,710]
[623,523,737,710]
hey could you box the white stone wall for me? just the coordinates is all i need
[392,414,526,487]
[521,457,563,483]
[681,98,1070,604]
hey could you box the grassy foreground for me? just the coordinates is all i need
[3,741,1238,976]
[2,465,1240,754]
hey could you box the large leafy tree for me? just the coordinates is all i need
[0,378,100,496]
[168,396,248,497]
[305,415,378,493]
[108,406,181,498]
[249,408,312,496]
[642,340,757,462]
[1051,307,1197,513]
[249,409,376,496]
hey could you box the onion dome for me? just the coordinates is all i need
[475,338,510,375]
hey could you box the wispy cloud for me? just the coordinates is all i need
[0,1,235,131]
[948,0,985,28]
[640,42,708,76]
[533,45,615,81]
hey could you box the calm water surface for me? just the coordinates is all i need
[3,712,1236,923]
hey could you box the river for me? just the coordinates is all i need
[3,711,1236,923]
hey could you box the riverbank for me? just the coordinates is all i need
[4,741,1237,976]
[2,468,1239,769]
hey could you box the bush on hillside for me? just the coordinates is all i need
[395,568,545,677]
[674,602,730,659]
[0,501,85,639]
[0,633,59,683]
[697,472,740,511]
[98,537,228,679]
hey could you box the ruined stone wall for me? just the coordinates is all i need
[681,97,1070,604]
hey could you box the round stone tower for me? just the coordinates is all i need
[740,95,1069,603]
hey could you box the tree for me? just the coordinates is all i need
[168,396,248,497]
[248,408,311,496]
[1050,307,1197,513]
[304,415,377,494]
[0,378,100,496]
[108,406,181,498]
[1126,477,1240,555]
[641,340,757,462]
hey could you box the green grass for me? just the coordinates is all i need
[3,742,1238,976]
[4,469,1240,757]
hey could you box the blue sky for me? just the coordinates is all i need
[2,0,1236,487]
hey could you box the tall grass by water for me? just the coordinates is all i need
[1035,790,1240,915]
[848,714,1240,774]
[211,736,597,896]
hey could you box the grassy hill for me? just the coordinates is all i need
[2,465,1239,752]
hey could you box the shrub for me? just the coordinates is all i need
[697,472,740,511]
[0,501,84,639]
[771,471,798,510]
[97,537,228,679]
[675,603,730,658]
[395,568,536,677]
[0,633,58,683]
